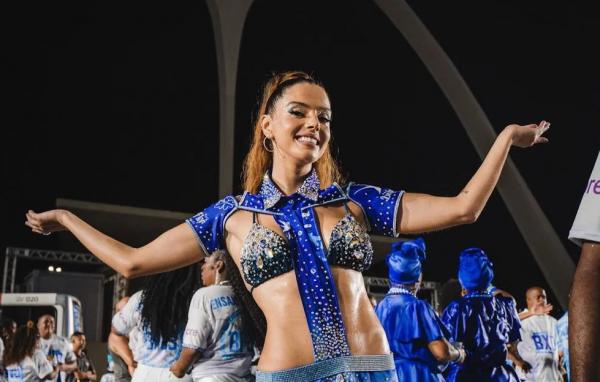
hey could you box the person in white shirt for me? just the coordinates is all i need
[568,151,600,382]
[36,315,76,382]
[4,322,57,382]
[98,354,115,382]
[110,263,201,382]
[107,297,132,382]
[517,287,562,381]
[170,251,254,382]
[1,319,18,382]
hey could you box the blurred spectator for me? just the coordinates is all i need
[99,354,115,382]
[442,248,528,381]
[556,311,569,382]
[107,297,131,382]
[4,321,57,381]
[37,314,77,382]
[516,287,562,381]
[1,319,17,344]
[1,317,17,382]
[65,332,95,382]
[110,263,201,381]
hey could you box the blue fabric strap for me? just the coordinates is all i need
[274,194,351,361]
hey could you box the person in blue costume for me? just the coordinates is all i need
[441,248,530,382]
[376,237,466,381]
[25,71,549,382]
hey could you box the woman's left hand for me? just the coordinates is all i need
[506,121,550,148]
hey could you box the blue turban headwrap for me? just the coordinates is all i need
[458,247,494,291]
[386,237,426,284]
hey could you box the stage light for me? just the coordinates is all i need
[48,266,55,272]
[56,267,62,273]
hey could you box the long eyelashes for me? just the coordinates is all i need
[289,110,331,124]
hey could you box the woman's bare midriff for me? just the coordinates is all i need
[252,267,390,371]
[224,204,389,371]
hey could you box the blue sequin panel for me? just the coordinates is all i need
[186,195,239,255]
[346,183,403,237]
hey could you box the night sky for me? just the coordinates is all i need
[3,0,599,314]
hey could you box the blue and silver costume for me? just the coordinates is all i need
[441,249,521,382]
[187,169,401,381]
[376,238,451,382]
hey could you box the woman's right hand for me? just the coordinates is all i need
[25,209,69,235]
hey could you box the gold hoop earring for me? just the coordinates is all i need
[263,136,274,153]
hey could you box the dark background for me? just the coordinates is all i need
[3,0,599,315]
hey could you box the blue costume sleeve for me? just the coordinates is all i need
[499,296,522,343]
[186,195,239,255]
[441,300,460,343]
[396,299,450,343]
[346,183,404,237]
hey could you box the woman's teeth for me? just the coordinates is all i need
[296,136,318,145]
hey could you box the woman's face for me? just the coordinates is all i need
[201,256,223,286]
[262,82,332,167]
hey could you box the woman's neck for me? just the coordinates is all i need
[270,159,312,196]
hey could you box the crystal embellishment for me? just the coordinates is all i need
[240,223,293,287]
[327,213,374,272]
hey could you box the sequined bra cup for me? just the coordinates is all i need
[240,208,374,290]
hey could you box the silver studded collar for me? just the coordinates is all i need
[259,168,320,209]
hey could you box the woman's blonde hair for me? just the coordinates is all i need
[242,71,343,193]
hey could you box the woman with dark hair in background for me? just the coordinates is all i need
[376,238,465,381]
[441,248,528,382]
[170,250,255,382]
[1,318,18,382]
[3,322,57,381]
[26,71,549,381]
[108,264,201,382]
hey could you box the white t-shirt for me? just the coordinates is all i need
[5,349,54,382]
[517,314,562,381]
[38,335,74,382]
[111,291,182,369]
[183,285,253,380]
[569,151,600,246]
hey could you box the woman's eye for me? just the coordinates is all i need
[290,110,304,117]
[319,115,331,123]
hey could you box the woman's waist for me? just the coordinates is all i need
[259,324,389,371]
[256,354,395,381]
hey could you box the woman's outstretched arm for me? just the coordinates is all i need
[25,209,204,278]
[398,122,549,234]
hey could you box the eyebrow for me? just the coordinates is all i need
[287,101,331,113]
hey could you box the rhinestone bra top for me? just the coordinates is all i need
[240,212,374,290]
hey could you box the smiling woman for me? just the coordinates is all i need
[26,70,549,382]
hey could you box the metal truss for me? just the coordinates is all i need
[2,247,102,293]
[105,273,129,314]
